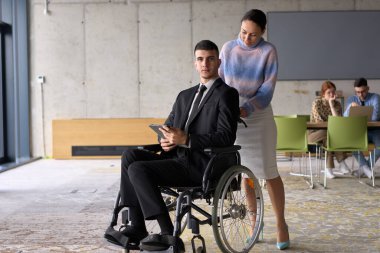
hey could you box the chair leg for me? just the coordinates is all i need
[308,152,314,189]
[323,150,327,188]
[372,151,376,187]
[315,144,322,184]
[358,151,376,188]
[369,153,375,188]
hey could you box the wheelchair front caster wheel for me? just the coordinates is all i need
[196,246,206,253]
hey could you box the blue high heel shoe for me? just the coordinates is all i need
[246,222,264,243]
[276,224,290,250]
[276,241,290,250]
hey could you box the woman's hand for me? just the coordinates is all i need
[240,108,248,118]
[328,93,336,104]
[328,94,339,116]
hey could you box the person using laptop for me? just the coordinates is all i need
[343,77,380,178]
[309,81,350,179]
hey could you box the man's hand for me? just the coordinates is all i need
[351,102,360,107]
[160,138,176,152]
[159,126,188,151]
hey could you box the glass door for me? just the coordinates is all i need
[0,30,4,163]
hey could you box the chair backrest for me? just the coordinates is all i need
[326,116,368,151]
[297,114,311,122]
[274,117,308,152]
[274,114,297,118]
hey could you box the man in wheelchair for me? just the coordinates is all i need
[104,40,240,252]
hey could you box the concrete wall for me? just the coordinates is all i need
[29,0,380,157]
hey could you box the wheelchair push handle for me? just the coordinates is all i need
[238,117,248,128]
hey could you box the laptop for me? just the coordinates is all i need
[349,106,373,121]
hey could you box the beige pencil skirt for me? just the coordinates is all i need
[236,104,279,180]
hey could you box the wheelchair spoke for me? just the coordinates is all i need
[213,165,264,253]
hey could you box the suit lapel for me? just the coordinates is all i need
[185,78,221,129]
[180,86,198,129]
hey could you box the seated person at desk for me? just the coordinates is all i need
[343,77,380,178]
[104,40,239,249]
[308,81,350,179]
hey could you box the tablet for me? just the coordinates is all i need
[149,124,167,139]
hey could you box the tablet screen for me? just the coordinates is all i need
[149,124,166,139]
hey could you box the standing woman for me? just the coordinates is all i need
[219,9,289,250]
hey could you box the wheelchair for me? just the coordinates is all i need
[105,144,264,253]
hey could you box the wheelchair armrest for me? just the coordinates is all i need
[202,145,241,193]
[136,144,162,153]
[203,145,241,155]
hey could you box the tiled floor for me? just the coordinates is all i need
[0,158,379,252]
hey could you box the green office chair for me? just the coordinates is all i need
[274,115,298,162]
[275,114,297,118]
[275,116,314,188]
[324,116,372,188]
[296,114,311,122]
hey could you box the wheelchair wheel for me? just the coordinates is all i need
[145,194,188,235]
[196,246,205,253]
[212,165,264,253]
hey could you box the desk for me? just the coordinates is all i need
[307,121,380,130]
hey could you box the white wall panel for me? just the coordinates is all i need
[246,0,299,13]
[28,0,380,157]
[356,0,380,9]
[299,0,355,11]
[192,1,245,83]
[31,4,85,156]
[192,1,245,49]
[85,4,139,118]
[139,2,192,117]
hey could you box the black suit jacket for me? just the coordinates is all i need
[163,78,240,180]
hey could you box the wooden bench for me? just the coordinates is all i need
[52,118,165,159]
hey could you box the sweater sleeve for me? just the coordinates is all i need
[241,46,278,115]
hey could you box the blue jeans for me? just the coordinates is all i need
[354,129,380,167]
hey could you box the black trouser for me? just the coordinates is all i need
[119,149,201,221]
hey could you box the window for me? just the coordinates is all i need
[0,0,31,172]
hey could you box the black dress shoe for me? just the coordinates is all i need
[120,225,148,242]
[140,234,185,252]
[140,234,170,251]
[104,225,146,249]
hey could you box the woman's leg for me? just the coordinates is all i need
[242,178,257,236]
[266,176,289,243]
[335,151,347,163]
[326,152,335,168]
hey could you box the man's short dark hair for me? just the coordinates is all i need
[194,40,219,55]
[354,77,368,87]
[241,9,267,31]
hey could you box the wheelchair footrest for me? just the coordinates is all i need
[104,226,140,250]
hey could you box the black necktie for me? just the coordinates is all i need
[361,101,365,106]
[185,85,207,130]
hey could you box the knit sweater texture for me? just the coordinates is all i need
[219,36,278,115]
